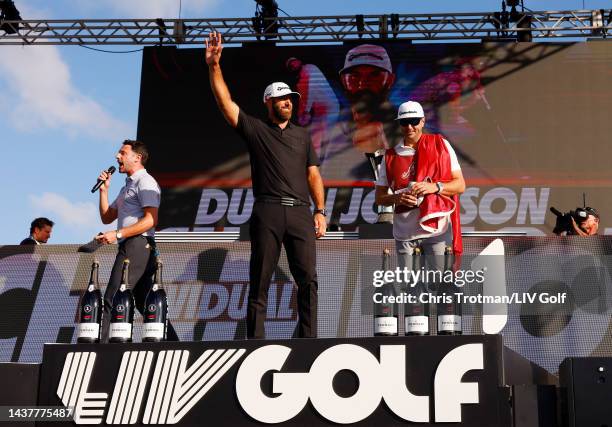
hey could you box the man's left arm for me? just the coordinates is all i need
[308,165,326,238]
[97,207,158,244]
[411,140,465,198]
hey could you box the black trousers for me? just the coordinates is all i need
[248,203,318,339]
[100,235,179,343]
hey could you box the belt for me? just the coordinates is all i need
[119,235,156,247]
[255,196,309,207]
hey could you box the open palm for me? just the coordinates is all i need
[205,32,223,65]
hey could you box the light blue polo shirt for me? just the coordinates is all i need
[110,169,160,238]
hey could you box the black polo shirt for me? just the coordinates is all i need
[236,109,319,203]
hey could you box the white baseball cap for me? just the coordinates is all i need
[339,44,393,74]
[395,101,424,120]
[262,82,301,104]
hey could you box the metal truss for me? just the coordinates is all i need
[0,9,611,45]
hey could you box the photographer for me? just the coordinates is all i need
[551,206,600,236]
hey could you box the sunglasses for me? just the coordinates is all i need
[399,118,422,127]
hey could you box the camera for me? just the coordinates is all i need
[550,206,599,236]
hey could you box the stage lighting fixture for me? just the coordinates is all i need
[253,0,279,40]
[252,15,263,40]
[356,14,365,39]
[509,4,521,23]
[155,18,168,45]
[494,0,531,41]
[507,1,531,42]
[516,14,532,42]
[390,14,400,38]
[254,0,278,10]
[493,1,510,38]
[0,0,22,34]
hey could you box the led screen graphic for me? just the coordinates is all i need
[137,42,612,234]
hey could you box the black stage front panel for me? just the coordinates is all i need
[37,335,509,426]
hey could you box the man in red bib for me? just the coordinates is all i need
[374,101,465,266]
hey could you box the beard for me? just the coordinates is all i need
[347,90,394,125]
[272,103,292,121]
[347,89,389,108]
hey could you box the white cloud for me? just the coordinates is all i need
[0,44,132,141]
[29,192,98,228]
[104,0,183,19]
[81,0,219,19]
[28,192,118,243]
[0,0,214,141]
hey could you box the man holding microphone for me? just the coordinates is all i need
[95,139,178,342]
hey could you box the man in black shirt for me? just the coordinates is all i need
[206,32,326,339]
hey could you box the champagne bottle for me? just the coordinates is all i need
[404,247,430,336]
[374,248,398,336]
[142,260,168,342]
[109,259,135,343]
[437,246,462,335]
[77,260,103,343]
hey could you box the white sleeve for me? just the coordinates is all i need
[443,139,461,171]
[138,177,161,208]
[375,157,388,186]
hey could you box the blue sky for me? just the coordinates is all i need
[0,0,607,244]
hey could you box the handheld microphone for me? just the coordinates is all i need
[91,166,116,193]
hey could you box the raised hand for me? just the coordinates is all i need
[205,31,223,66]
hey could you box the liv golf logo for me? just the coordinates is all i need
[57,349,246,424]
[236,344,483,423]
[57,344,483,424]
